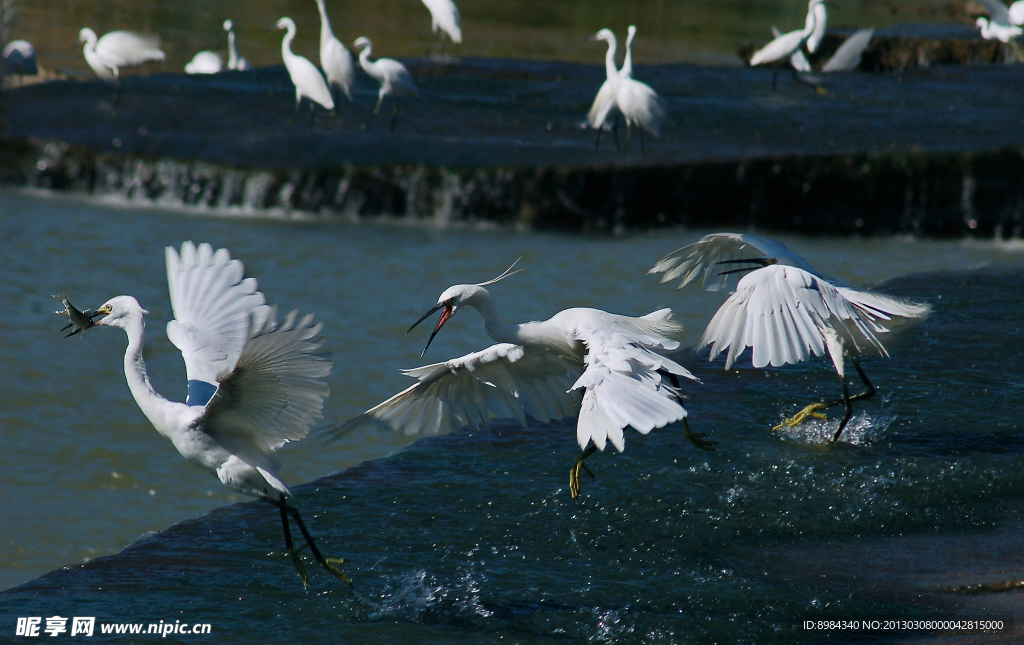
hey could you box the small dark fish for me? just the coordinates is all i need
[53,291,102,338]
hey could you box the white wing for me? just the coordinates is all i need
[650,232,817,292]
[750,29,805,66]
[588,78,618,127]
[379,59,419,96]
[97,31,165,67]
[287,54,335,109]
[978,0,1015,26]
[322,37,354,100]
[1010,0,1024,24]
[200,308,331,460]
[330,343,581,440]
[821,28,873,72]
[773,27,812,71]
[165,241,269,403]
[570,309,697,452]
[701,265,926,370]
[616,78,665,136]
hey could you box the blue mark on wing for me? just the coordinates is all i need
[186,380,218,407]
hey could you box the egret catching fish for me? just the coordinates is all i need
[85,241,348,588]
[330,263,713,500]
[223,20,252,71]
[314,0,355,103]
[650,233,931,442]
[77,27,164,105]
[353,36,419,131]
[273,17,335,121]
[53,292,101,337]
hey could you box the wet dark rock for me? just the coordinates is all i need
[3,53,1024,238]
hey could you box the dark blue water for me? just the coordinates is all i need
[4,263,1023,643]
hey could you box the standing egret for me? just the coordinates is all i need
[353,36,419,131]
[77,28,165,105]
[421,0,462,48]
[184,50,223,74]
[587,27,626,149]
[273,17,335,123]
[613,71,665,155]
[86,242,348,588]
[975,0,1024,42]
[223,20,252,71]
[650,233,931,442]
[4,39,37,87]
[314,0,355,103]
[330,264,713,499]
[748,0,824,90]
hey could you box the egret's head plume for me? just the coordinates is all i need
[475,258,522,288]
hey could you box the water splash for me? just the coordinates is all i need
[773,410,897,446]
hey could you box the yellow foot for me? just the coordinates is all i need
[288,549,309,589]
[948,579,1024,594]
[569,459,595,500]
[772,403,829,433]
[323,557,353,588]
[815,86,829,95]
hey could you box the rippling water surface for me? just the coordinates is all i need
[2,190,1024,642]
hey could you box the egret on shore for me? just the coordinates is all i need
[273,17,335,121]
[330,264,713,499]
[353,36,419,131]
[587,27,626,149]
[589,26,663,154]
[314,0,355,103]
[748,0,824,90]
[85,242,348,588]
[4,39,37,86]
[780,27,874,74]
[650,233,931,442]
[184,50,222,74]
[975,0,1023,41]
[421,0,462,47]
[223,20,252,71]
[78,28,165,105]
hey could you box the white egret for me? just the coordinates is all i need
[86,242,348,588]
[589,26,663,154]
[780,27,874,73]
[77,28,164,105]
[806,0,828,54]
[314,0,355,103]
[587,27,628,149]
[975,0,1024,41]
[223,20,252,71]
[748,0,824,90]
[273,17,335,121]
[650,233,931,442]
[4,39,37,86]
[184,50,223,74]
[353,36,419,131]
[612,72,665,154]
[331,264,713,499]
[421,0,462,47]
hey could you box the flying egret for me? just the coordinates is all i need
[587,27,627,149]
[77,28,164,105]
[353,36,419,131]
[421,0,462,48]
[273,17,335,121]
[650,233,931,443]
[223,20,252,71]
[314,0,355,103]
[86,241,348,588]
[184,50,223,74]
[4,39,37,87]
[748,0,824,90]
[975,0,1024,42]
[330,264,713,500]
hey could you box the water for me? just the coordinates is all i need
[2,189,1024,642]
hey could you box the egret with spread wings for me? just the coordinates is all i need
[650,233,930,442]
[87,241,348,587]
[331,265,713,499]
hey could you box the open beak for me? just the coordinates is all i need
[714,257,775,277]
[408,301,454,357]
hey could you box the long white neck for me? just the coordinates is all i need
[281,23,297,62]
[802,6,818,38]
[316,0,335,41]
[603,36,618,81]
[120,315,173,434]
[227,29,239,68]
[621,29,635,78]
[358,44,374,73]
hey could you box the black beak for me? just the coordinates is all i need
[714,257,775,277]
[408,301,454,357]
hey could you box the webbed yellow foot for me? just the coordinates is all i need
[288,548,310,589]
[569,458,595,500]
[772,402,829,433]
[323,557,353,588]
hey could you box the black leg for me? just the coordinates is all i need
[771,69,780,92]
[830,359,876,442]
[623,122,632,154]
[273,497,352,587]
[612,114,621,150]
[112,76,123,112]
[390,99,399,132]
[638,126,646,158]
[594,124,603,149]
[660,370,716,450]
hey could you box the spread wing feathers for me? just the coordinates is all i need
[978,0,1015,26]
[821,28,873,72]
[201,307,331,456]
[750,29,805,66]
[701,265,921,370]
[773,27,812,71]
[329,343,581,440]
[165,242,269,386]
[570,309,696,453]
[649,232,816,292]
